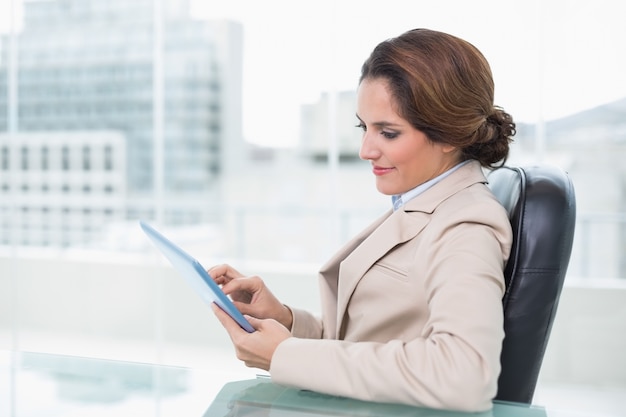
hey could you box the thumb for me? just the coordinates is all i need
[211,303,241,332]
[244,314,262,329]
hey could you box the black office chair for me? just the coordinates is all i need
[487,165,576,404]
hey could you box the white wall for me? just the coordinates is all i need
[539,279,626,385]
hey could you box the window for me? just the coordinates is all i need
[0,6,624,410]
[0,0,622,275]
[82,146,91,170]
[41,146,49,170]
[62,146,70,170]
[21,146,29,170]
[1,146,8,170]
[104,145,113,170]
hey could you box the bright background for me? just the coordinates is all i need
[1,1,625,415]
[188,0,626,147]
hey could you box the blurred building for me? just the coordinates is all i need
[513,97,626,279]
[300,90,361,162]
[0,0,243,245]
[0,131,126,246]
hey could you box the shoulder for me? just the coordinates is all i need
[402,160,511,239]
[432,161,509,226]
[434,181,510,232]
[404,160,488,214]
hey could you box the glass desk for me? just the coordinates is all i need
[0,350,591,416]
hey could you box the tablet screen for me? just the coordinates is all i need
[140,220,255,333]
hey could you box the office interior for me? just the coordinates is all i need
[1,0,625,415]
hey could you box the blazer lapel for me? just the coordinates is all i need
[317,210,391,336]
[334,209,430,337]
[329,160,488,339]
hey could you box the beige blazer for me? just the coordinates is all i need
[270,160,513,412]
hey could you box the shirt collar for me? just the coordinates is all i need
[391,160,471,211]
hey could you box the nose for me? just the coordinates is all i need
[359,133,378,161]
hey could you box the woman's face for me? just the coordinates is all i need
[357,78,460,196]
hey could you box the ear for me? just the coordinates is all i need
[441,144,457,154]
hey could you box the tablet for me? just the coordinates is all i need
[139,220,255,333]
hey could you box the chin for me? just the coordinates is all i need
[375,183,396,196]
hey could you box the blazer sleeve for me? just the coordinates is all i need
[288,307,324,339]
[270,195,511,412]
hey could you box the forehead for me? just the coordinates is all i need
[357,78,404,122]
[357,78,391,100]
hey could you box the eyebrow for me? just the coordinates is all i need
[355,113,403,128]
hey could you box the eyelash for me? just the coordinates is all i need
[355,123,399,140]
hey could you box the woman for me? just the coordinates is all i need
[209,28,515,412]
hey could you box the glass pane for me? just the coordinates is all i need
[1,0,625,381]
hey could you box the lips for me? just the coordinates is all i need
[372,166,395,176]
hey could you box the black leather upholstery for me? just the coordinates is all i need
[487,165,576,404]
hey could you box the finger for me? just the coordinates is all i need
[206,265,227,279]
[221,276,260,296]
[244,315,262,329]
[231,300,254,316]
[213,304,263,345]
[211,303,243,335]
[208,264,241,280]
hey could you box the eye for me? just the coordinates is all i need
[355,122,366,132]
[381,130,399,140]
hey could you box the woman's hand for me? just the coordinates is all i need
[212,303,291,371]
[208,264,293,330]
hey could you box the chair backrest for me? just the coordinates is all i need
[487,165,576,404]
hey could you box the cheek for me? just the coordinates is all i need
[390,146,422,170]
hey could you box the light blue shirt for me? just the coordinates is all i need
[392,160,471,211]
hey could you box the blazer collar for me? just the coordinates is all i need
[325,160,488,337]
[401,160,488,214]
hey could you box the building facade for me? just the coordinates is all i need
[0,0,243,245]
[300,90,362,162]
[0,131,126,247]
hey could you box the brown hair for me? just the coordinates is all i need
[360,28,515,168]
